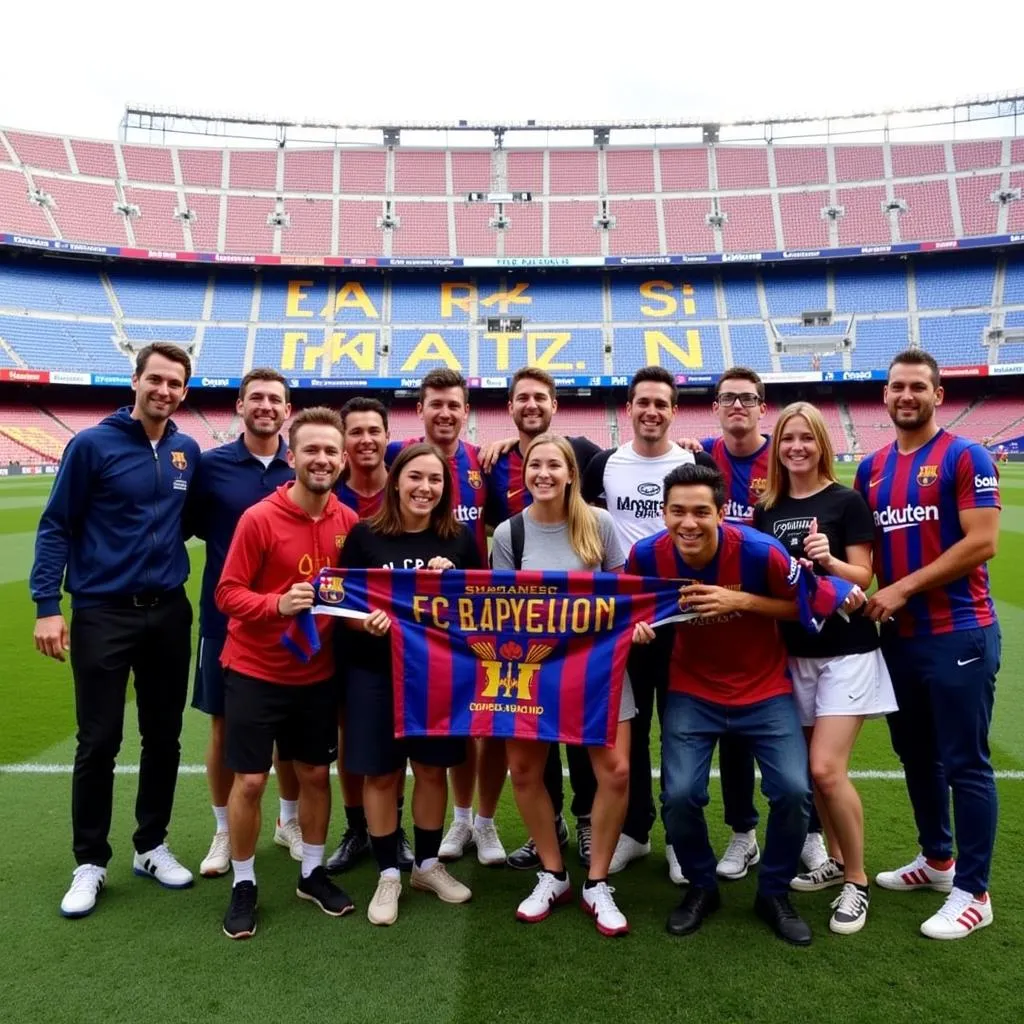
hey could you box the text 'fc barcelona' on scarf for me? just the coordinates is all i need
[288,568,690,747]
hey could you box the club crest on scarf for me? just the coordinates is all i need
[468,638,555,713]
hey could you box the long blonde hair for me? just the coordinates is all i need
[523,432,604,568]
[761,401,838,510]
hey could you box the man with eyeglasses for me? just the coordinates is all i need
[692,368,827,883]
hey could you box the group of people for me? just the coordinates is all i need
[30,342,1002,948]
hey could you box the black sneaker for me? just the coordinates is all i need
[296,866,355,917]
[223,881,258,940]
[507,838,541,870]
[576,815,592,869]
[754,892,812,946]
[555,815,569,849]
[829,882,870,935]
[326,828,370,874]
[397,829,415,872]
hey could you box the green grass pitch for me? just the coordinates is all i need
[1,467,1023,1024]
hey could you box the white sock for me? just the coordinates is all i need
[417,856,438,872]
[212,805,229,833]
[381,867,401,881]
[453,806,472,824]
[474,814,494,830]
[232,856,255,887]
[279,798,298,825]
[301,843,324,879]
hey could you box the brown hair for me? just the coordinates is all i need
[627,365,676,404]
[889,348,940,388]
[760,401,837,510]
[715,366,765,403]
[287,406,344,450]
[510,366,557,402]
[239,367,289,402]
[135,343,192,384]
[418,367,468,405]
[368,442,461,540]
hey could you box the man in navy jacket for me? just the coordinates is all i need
[31,343,201,919]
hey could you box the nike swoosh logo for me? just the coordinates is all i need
[869,477,886,488]
[507,488,523,500]
[957,657,981,667]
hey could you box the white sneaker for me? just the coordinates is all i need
[200,831,231,878]
[367,875,402,926]
[581,881,629,937]
[133,845,194,889]
[716,830,760,880]
[273,818,303,862]
[516,871,572,923]
[666,845,688,885]
[439,819,475,862]
[791,856,844,893]
[829,882,870,935]
[801,831,829,872]
[875,853,955,893]
[60,864,107,918]
[920,887,993,940]
[608,834,651,874]
[473,821,507,866]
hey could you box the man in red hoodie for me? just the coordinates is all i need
[215,406,358,939]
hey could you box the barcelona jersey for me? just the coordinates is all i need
[334,479,385,521]
[386,437,488,563]
[701,436,772,523]
[627,523,798,706]
[854,429,1000,638]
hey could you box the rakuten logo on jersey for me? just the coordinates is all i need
[454,505,483,523]
[975,474,998,492]
[723,499,754,522]
[874,504,939,533]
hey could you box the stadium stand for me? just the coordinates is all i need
[3,127,1024,258]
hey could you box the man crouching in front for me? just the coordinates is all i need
[629,463,817,945]
[215,407,359,939]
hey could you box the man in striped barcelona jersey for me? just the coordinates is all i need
[384,367,508,868]
[629,462,820,946]
[685,367,828,883]
[479,365,601,871]
[857,349,1002,941]
[326,397,396,876]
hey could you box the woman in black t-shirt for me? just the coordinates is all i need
[754,402,896,936]
[338,442,480,927]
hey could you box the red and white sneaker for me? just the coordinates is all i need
[875,853,954,893]
[920,888,993,940]
[581,882,629,937]
[515,871,572,923]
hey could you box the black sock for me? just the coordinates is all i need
[834,860,845,872]
[345,805,367,833]
[583,877,607,889]
[547,868,568,881]
[414,825,442,866]
[854,882,870,894]
[397,794,405,827]
[370,830,399,873]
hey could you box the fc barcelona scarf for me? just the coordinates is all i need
[287,568,693,747]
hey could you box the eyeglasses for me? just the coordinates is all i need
[717,392,761,408]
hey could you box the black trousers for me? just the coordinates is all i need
[542,743,597,820]
[69,591,192,867]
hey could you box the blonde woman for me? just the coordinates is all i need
[491,433,633,937]
[753,402,897,934]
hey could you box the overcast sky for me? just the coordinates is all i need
[2,1,1022,145]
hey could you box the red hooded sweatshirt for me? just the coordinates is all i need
[216,482,358,685]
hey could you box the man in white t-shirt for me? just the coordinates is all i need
[583,366,716,883]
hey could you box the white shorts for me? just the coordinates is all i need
[788,650,899,728]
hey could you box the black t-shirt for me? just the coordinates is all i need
[752,483,879,658]
[337,520,482,673]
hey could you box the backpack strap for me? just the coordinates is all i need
[510,512,526,570]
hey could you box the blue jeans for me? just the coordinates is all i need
[662,692,811,896]
[882,624,1000,895]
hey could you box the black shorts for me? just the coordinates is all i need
[191,635,226,717]
[224,670,338,774]
[343,665,466,777]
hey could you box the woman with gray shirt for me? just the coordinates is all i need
[491,432,634,937]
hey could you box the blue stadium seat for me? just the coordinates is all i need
[834,266,908,313]
[612,326,725,375]
[478,328,603,377]
[762,270,827,317]
[727,324,773,372]
[609,273,716,322]
[0,264,110,316]
[851,319,910,369]
[915,263,994,309]
[721,273,761,318]
[108,272,205,320]
[918,314,991,364]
